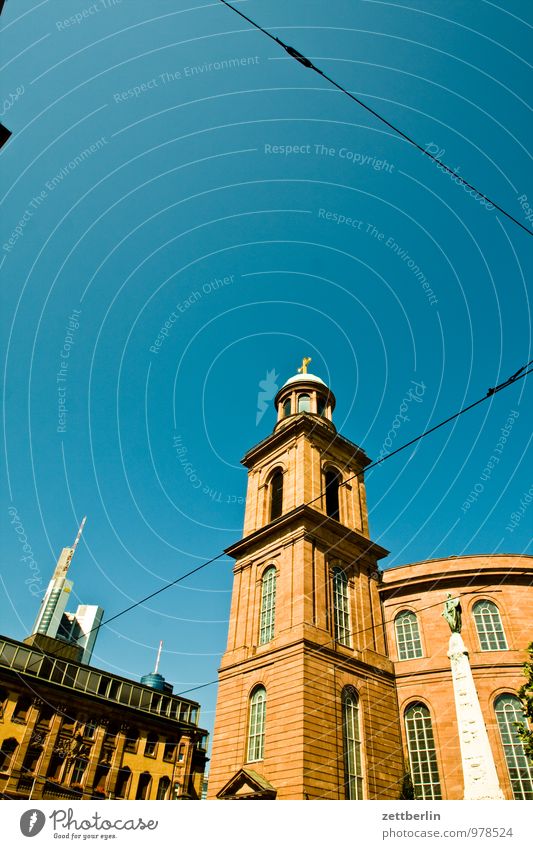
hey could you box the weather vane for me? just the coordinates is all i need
[298,357,312,374]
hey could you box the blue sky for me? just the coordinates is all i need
[1,0,531,741]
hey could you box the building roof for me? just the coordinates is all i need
[282,372,327,388]
[0,633,203,730]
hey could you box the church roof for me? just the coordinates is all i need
[281,372,327,388]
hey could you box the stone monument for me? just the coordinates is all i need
[443,594,505,800]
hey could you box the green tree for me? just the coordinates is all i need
[516,641,533,763]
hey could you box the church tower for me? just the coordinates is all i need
[208,362,403,800]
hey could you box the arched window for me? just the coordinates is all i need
[342,688,363,799]
[144,733,158,757]
[325,469,341,520]
[298,393,310,413]
[473,600,508,651]
[247,686,266,762]
[0,738,18,772]
[317,395,327,416]
[156,776,171,800]
[115,766,131,799]
[283,399,291,417]
[395,610,423,660]
[404,703,442,800]
[494,694,533,799]
[270,469,283,521]
[332,567,352,647]
[259,567,276,645]
[136,771,152,800]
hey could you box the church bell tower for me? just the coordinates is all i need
[208,361,403,799]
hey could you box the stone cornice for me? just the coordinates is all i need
[240,414,370,469]
[225,503,389,562]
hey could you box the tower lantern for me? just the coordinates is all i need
[274,358,336,429]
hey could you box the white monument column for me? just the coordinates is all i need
[448,631,505,799]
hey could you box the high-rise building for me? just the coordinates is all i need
[30,518,103,665]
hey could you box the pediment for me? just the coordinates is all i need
[216,768,277,800]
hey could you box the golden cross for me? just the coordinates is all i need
[298,357,312,374]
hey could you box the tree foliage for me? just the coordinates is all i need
[516,641,533,763]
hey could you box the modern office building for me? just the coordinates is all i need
[31,518,103,665]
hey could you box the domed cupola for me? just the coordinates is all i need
[273,357,336,432]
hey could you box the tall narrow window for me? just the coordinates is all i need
[259,567,276,644]
[395,610,423,660]
[332,567,352,647]
[22,747,42,776]
[47,753,64,782]
[342,688,363,799]
[317,395,327,416]
[12,695,31,722]
[136,772,152,800]
[298,393,310,412]
[404,703,442,800]
[115,767,131,799]
[270,469,283,521]
[0,687,8,719]
[124,727,139,753]
[144,733,158,757]
[494,694,533,799]
[70,757,88,786]
[156,776,171,800]
[247,686,266,762]
[283,399,291,417]
[0,738,18,772]
[325,469,341,520]
[473,600,508,651]
[93,765,109,795]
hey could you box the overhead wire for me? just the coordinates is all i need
[76,360,532,647]
[217,0,533,238]
[10,364,531,688]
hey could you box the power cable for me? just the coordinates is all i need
[175,579,507,695]
[12,362,531,672]
[218,0,533,238]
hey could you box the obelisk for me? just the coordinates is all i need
[443,594,505,799]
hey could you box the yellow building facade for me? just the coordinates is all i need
[0,634,208,800]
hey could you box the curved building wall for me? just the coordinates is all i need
[379,555,533,800]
